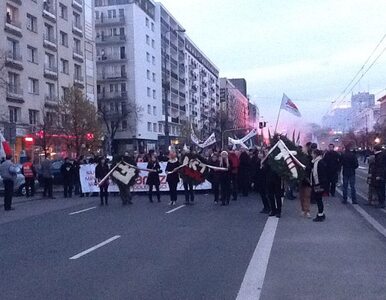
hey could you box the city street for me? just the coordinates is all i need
[1,174,386,300]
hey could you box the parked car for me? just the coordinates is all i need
[0,165,39,196]
[37,160,64,185]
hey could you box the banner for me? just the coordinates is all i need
[228,128,258,148]
[191,125,216,148]
[79,162,212,193]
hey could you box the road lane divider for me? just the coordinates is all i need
[336,189,386,239]
[69,207,97,215]
[69,235,121,260]
[166,205,186,214]
[236,217,279,300]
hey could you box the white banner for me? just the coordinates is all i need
[79,162,212,193]
[228,128,258,148]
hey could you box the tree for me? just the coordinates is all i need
[57,86,102,157]
[98,99,142,155]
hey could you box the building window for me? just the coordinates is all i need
[146,52,150,62]
[27,46,38,64]
[147,70,150,80]
[145,17,149,27]
[152,73,156,82]
[27,14,38,33]
[159,123,163,133]
[147,87,151,97]
[62,86,69,98]
[46,82,56,99]
[147,122,152,132]
[152,56,155,65]
[60,31,68,47]
[74,64,82,79]
[59,3,68,20]
[146,35,150,45]
[153,106,156,115]
[152,90,156,99]
[29,110,39,125]
[28,78,39,94]
[60,59,69,74]
[73,12,81,28]
[151,39,155,48]
[122,120,127,130]
[153,123,157,132]
[151,22,154,32]
[9,106,20,123]
[147,104,151,114]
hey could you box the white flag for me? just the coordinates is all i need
[281,93,301,117]
[112,163,137,185]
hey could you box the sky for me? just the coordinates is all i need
[159,0,386,130]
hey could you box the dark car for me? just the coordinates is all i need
[37,160,64,185]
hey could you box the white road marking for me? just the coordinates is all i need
[69,206,97,215]
[358,166,367,170]
[336,189,386,238]
[236,217,279,300]
[166,205,186,214]
[69,235,121,260]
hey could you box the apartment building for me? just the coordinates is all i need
[220,78,249,130]
[95,0,162,153]
[1,0,96,156]
[185,37,220,139]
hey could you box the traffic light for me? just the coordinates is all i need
[259,122,267,129]
[24,136,35,150]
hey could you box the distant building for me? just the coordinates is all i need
[378,95,386,125]
[351,92,375,112]
[322,108,352,133]
[248,102,259,128]
[229,78,247,98]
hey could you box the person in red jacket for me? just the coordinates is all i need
[22,156,36,197]
[228,148,240,201]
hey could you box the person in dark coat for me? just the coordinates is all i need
[180,147,195,205]
[238,148,251,197]
[165,151,180,206]
[117,151,138,205]
[266,162,283,218]
[228,149,239,201]
[341,145,359,204]
[208,153,221,204]
[95,157,110,206]
[310,149,328,222]
[371,145,385,208]
[219,151,232,206]
[253,151,270,214]
[146,153,162,203]
[323,143,341,197]
[60,157,75,198]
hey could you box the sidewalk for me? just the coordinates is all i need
[261,197,386,300]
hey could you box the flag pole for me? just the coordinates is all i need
[274,107,282,134]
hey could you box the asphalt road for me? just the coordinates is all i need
[0,173,385,300]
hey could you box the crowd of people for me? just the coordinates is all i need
[1,141,385,222]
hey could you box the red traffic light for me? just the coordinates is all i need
[24,136,34,143]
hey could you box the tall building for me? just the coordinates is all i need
[351,92,375,111]
[95,0,162,153]
[229,78,247,98]
[1,0,96,158]
[184,37,219,139]
[248,102,258,128]
[220,78,249,130]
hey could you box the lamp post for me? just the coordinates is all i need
[162,28,185,151]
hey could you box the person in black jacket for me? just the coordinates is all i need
[323,143,341,197]
[238,148,251,196]
[254,151,270,214]
[341,145,359,204]
[208,153,221,204]
[146,154,162,203]
[219,151,232,206]
[311,149,328,222]
[266,162,283,218]
[165,151,180,206]
[371,145,385,208]
[95,157,110,206]
[60,158,75,198]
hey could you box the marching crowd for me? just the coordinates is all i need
[1,141,385,223]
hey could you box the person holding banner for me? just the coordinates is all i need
[208,153,221,204]
[165,151,180,206]
[95,157,110,206]
[180,147,195,205]
[146,154,162,203]
[219,151,232,206]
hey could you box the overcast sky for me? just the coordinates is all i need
[160,0,386,128]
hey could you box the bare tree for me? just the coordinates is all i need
[98,99,142,155]
[58,86,102,157]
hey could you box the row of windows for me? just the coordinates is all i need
[147,105,157,116]
[146,87,156,99]
[146,122,179,135]
[146,70,156,82]
[8,107,39,125]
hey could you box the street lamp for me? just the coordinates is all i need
[162,28,186,151]
[375,137,381,144]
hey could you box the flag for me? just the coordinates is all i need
[112,162,138,186]
[281,93,301,117]
[0,132,12,158]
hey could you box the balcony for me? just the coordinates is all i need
[72,22,83,37]
[98,91,128,100]
[73,48,84,62]
[4,18,22,37]
[97,54,127,63]
[72,0,83,12]
[95,16,125,27]
[5,51,23,70]
[42,4,56,22]
[6,84,24,103]
[45,94,57,106]
[44,64,58,79]
[74,75,84,88]
[43,33,57,51]
[97,71,127,82]
[95,34,126,44]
